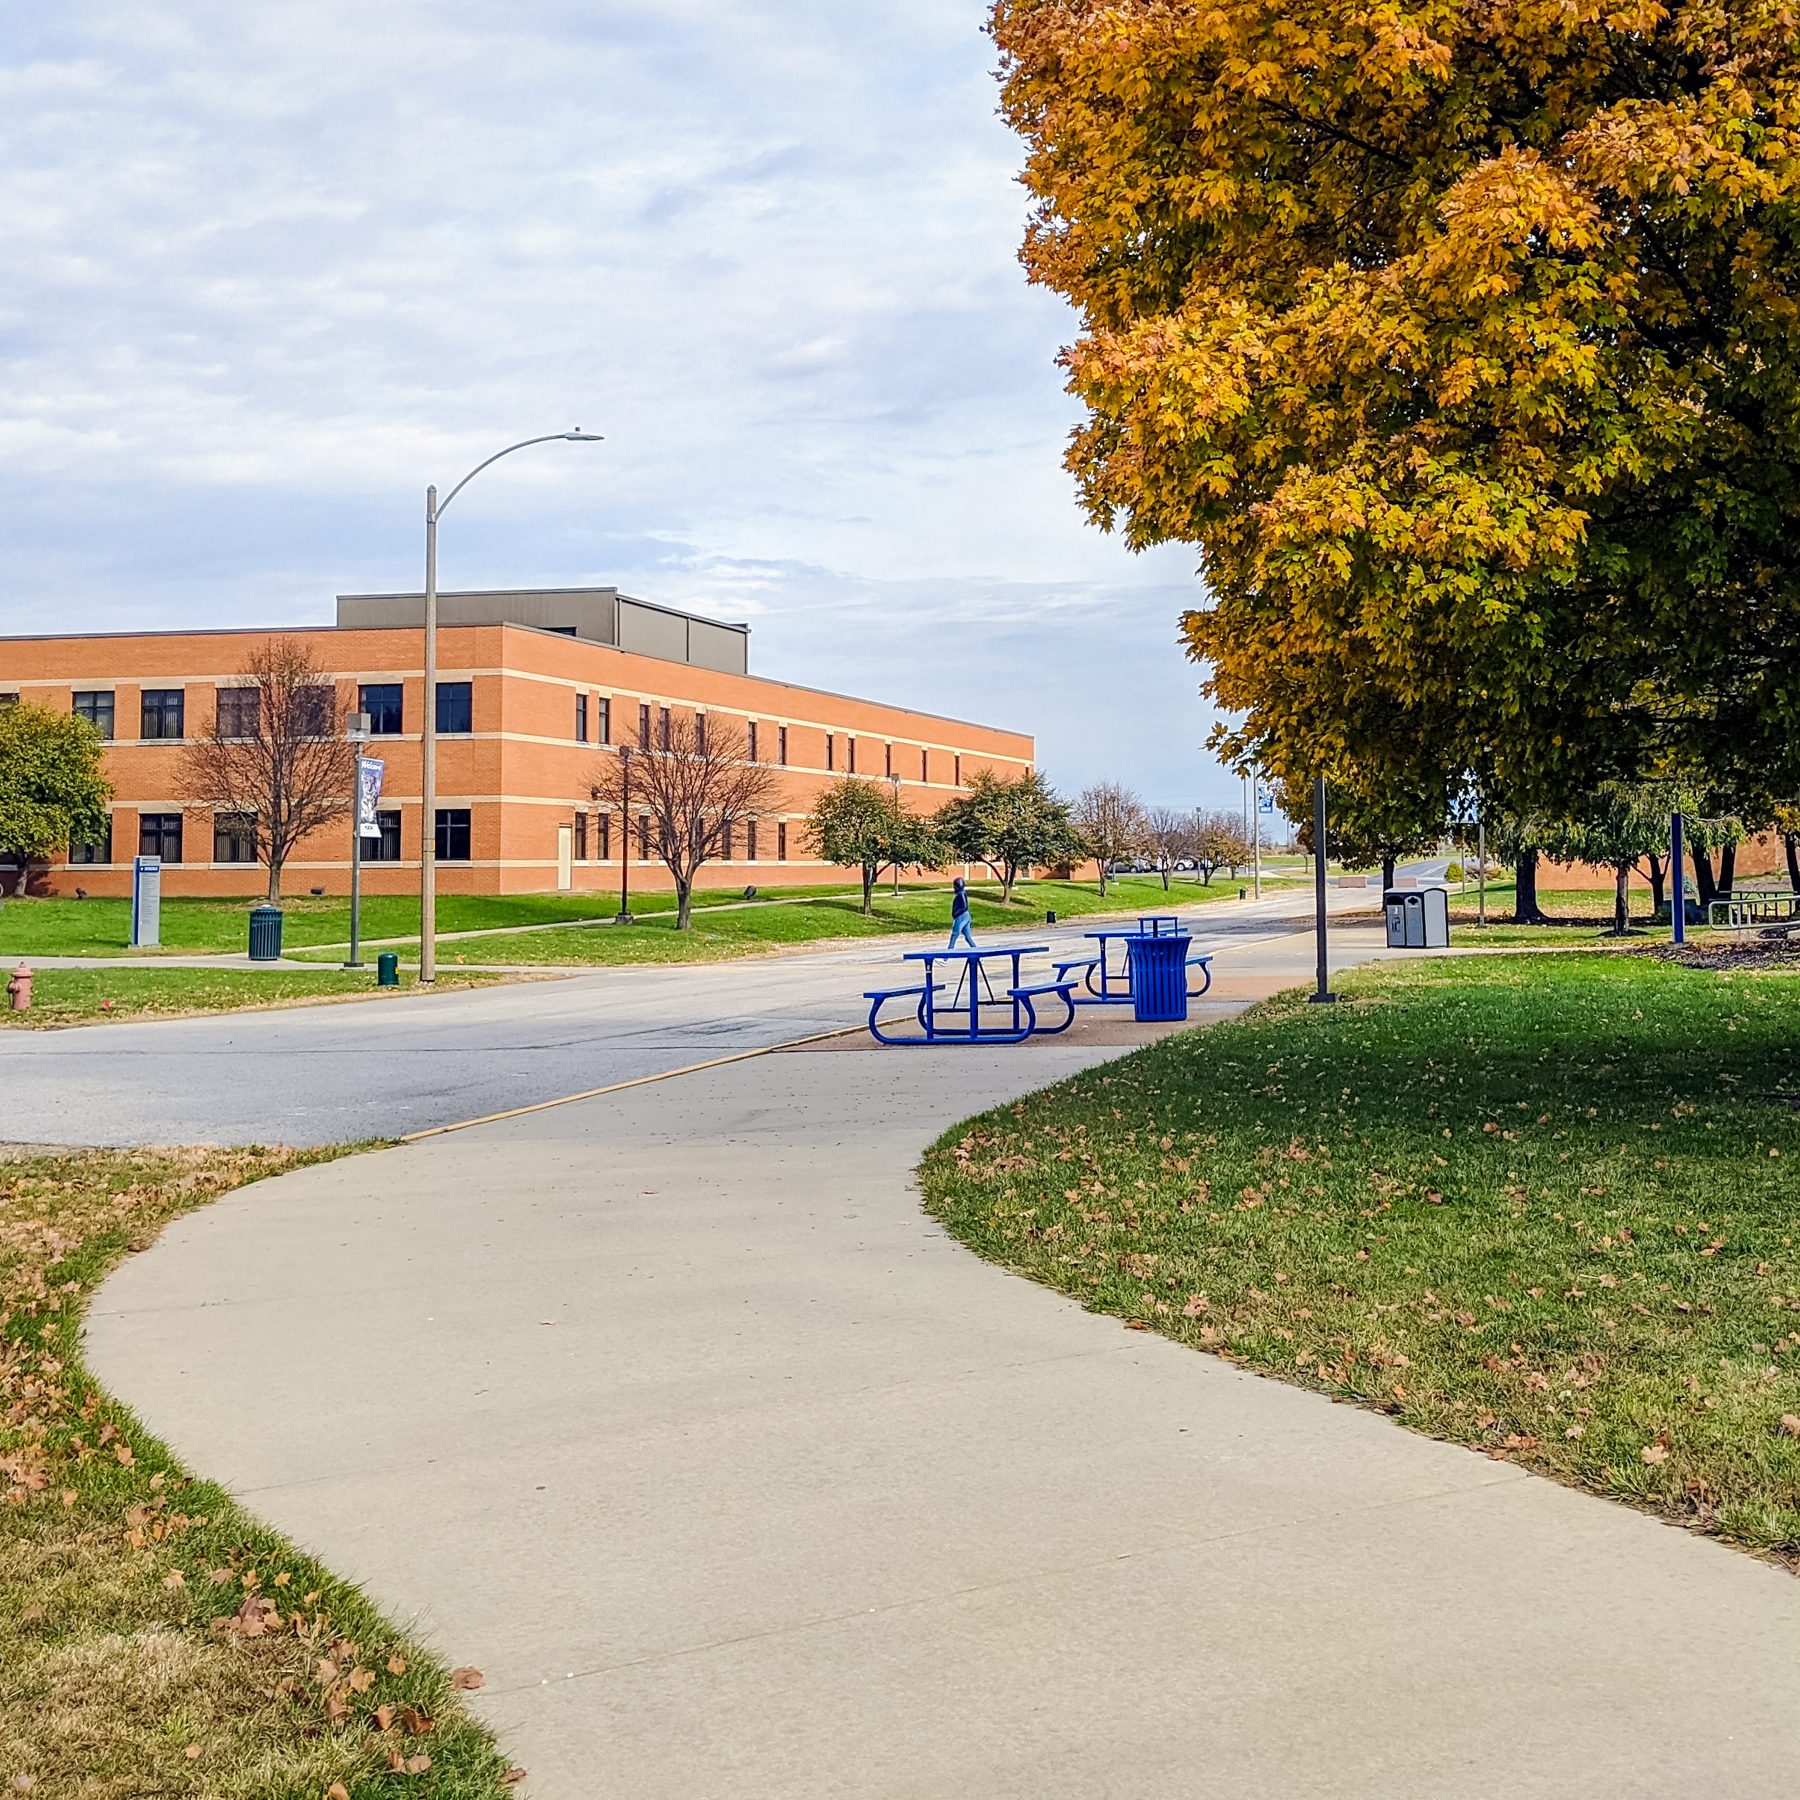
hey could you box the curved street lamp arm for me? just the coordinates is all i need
[437,431,600,518]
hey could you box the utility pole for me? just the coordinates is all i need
[1311,775,1336,1005]
[344,710,371,969]
[1477,815,1487,929]
[1252,778,1262,899]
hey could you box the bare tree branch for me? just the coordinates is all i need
[178,638,354,901]
[589,712,779,928]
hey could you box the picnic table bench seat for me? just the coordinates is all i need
[1006,975,1080,1036]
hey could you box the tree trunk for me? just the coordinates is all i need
[1645,853,1666,915]
[1160,861,1170,892]
[1381,850,1397,892]
[1719,840,1737,898]
[266,856,283,903]
[1692,847,1717,909]
[1001,863,1016,903]
[675,879,693,930]
[1511,847,1547,923]
[1199,862,1213,886]
[1786,833,1800,895]
[861,864,875,916]
[1611,863,1630,935]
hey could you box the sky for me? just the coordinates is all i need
[0,1,1242,806]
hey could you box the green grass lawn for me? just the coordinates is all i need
[0,966,504,1029]
[1,1145,518,1797]
[921,952,1800,1564]
[343,874,1305,968]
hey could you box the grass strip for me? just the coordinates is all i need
[0,967,505,1030]
[920,953,1800,1564]
[1,1146,518,1796]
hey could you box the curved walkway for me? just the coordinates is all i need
[89,1023,1800,1796]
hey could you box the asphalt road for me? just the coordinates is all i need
[3,891,1377,1147]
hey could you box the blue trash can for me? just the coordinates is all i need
[1125,932,1189,1023]
[247,906,284,962]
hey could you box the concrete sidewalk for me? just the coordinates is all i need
[88,1017,1800,1796]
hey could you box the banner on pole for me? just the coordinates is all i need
[357,757,385,839]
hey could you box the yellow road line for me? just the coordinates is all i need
[397,1025,863,1141]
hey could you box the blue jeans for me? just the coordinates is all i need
[947,914,976,950]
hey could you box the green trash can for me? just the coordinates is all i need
[377,951,400,988]
[247,906,284,962]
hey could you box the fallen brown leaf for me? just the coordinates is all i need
[449,1665,485,1690]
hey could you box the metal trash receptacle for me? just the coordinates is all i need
[377,951,400,987]
[1125,932,1190,1023]
[1384,888,1449,949]
[247,906,284,962]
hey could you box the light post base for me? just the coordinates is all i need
[1309,991,1338,1005]
[342,959,364,971]
[614,911,634,926]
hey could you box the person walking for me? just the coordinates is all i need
[947,876,977,950]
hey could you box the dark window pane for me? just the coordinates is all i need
[638,703,650,748]
[366,810,402,863]
[435,682,472,734]
[216,687,259,739]
[139,812,183,862]
[746,820,758,861]
[777,821,788,861]
[848,737,856,774]
[213,813,257,863]
[575,693,588,742]
[73,691,114,739]
[597,697,611,745]
[826,733,834,771]
[778,727,788,766]
[434,808,471,862]
[574,813,588,860]
[141,690,185,740]
[747,721,759,762]
[294,685,334,738]
[638,814,651,861]
[658,707,670,750]
[598,812,611,862]
[360,684,403,735]
[69,815,113,865]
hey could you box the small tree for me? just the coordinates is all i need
[1540,783,1673,936]
[1193,810,1248,884]
[1072,782,1150,894]
[178,639,353,901]
[0,703,113,896]
[591,713,776,929]
[934,770,1083,903]
[1144,805,1193,891]
[807,778,946,914]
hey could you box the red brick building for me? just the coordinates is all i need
[0,588,1033,896]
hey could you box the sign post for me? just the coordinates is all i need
[1310,776,1336,1005]
[1671,812,1686,946]
[347,731,381,970]
[131,855,161,949]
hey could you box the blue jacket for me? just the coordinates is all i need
[951,880,970,920]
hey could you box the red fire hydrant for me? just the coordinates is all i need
[7,963,31,1012]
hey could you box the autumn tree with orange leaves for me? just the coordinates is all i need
[992,0,1800,819]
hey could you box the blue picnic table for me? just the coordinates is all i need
[1054,922,1215,1005]
[862,943,1079,1045]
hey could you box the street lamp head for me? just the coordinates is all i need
[563,429,604,442]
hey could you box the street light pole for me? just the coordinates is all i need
[418,430,602,984]
[1311,774,1336,1005]
[616,745,634,923]
[1252,776,1262,900]
[345,710,371,970]
[888,771,903,895]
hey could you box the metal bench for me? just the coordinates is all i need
[1007,977,1080,1036]
[862,980,942,1046]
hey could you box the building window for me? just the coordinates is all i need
[436,681,472,734]
[638,814,651,861]
[777,820,789,861]
[955,754,963,787]
[73,691,115,740]
[848,737,857,774]
[361,684,403,735]
[778,726,789,766]
[575,694,589,743]
[921,747,929,782]
[435,808,471,862]
[825,732,834,772]
[695,711,707,753]
[659,706,671,750]
[885,741,893,777]
[69,815,113,865]
[0,693,17,708]
[597,696,611,744]
[139,812,183,862]
[213,812,258,863]
[638,702,651,748]
[215,687,259,740]
[747,720,759,762]
[574,812,588,860]
[367,811,402,863]
[719,820,734,860]
[597,812,611,863]
[746,820,758,862]
[141,689,185,741]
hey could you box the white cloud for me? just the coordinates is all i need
[0,0,1236,801]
